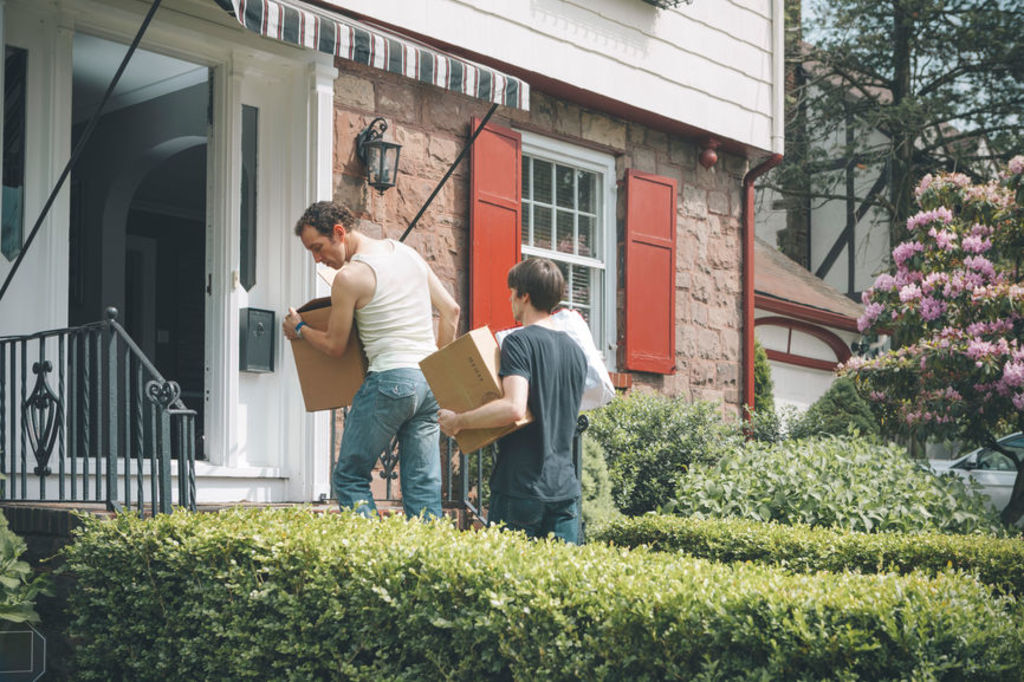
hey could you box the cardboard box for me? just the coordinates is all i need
[419,326,532,452]
[290,296,367,411]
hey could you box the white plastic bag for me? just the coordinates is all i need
[495,308,615,411]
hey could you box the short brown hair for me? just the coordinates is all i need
[294,201,356,237]
[507,257,565,313]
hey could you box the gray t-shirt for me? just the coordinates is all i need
[491,324,587,501]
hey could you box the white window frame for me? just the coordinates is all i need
[519,131,617,369]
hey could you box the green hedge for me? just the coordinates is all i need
[63,508,1024,680]
[591,514,1024,596]
[668,435,1006,536]
[587,396,743,515]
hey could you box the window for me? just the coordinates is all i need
[520,133,616,366]
[2,46,27,261]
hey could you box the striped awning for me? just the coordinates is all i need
[219,0,529,110]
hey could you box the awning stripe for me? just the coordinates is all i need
[226,0,529,110]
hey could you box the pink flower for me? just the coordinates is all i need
[899,283,922,302]
[964,255,996,280]
[920,297,945,321]
[906,208,954,232]
[915,173,934,197]
[970,223,992,238]
[873,273,896,291]
[1014,393,1024,410]
[1004,361,1024,388]
[1009,156,1024,175]
[967,339,997,361]
[922,272,948,295]
[857,302,885,332]
[893,241,924,267]
[928,228,957,251]
[961,235,992,254]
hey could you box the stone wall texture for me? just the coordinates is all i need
[330,59,746,414]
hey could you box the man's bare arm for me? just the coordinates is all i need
[282,266,369,357]
[427,268,460,349]
[437,374,528,436]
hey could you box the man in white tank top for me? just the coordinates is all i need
[282,201,460,519]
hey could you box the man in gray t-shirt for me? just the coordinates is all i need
[438,258,586,543]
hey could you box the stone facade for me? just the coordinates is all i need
[327,58,746,414]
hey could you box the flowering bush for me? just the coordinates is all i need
[842,158,1024,524]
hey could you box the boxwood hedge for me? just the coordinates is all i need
[63,508,1023,681]
[591,514,1024,597]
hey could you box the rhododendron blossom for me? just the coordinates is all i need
[961,234,992,254]
[841,162,1024,523]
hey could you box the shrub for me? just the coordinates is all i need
[579,436,622,532]
[64,508,1024,680]
[591,514,1024,596]
[667,435,1006,536]
[587,395,743,515]
[753,339,775,415]
[788,376,881,439]
[0,512,52,624]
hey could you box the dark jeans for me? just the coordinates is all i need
[489,492,580,544]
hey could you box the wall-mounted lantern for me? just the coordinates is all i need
[356,117,402,193]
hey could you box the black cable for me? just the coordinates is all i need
[0,0,165,304]
[398,101,499,243]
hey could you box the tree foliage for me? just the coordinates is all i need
[842,159,1024,524]
[788,376,880,439]
[768,0,1024,258]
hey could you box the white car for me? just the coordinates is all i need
[929,433,1023,517]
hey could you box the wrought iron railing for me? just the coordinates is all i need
[329,409,588,535]
[457,415,589,534]
[0,308,196,514]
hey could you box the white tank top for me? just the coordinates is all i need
[352,240,438,372]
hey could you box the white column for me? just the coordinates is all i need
[291,55,336,502]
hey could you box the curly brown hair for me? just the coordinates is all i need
[294,201,356,237]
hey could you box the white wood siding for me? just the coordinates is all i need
[326,0,784,154]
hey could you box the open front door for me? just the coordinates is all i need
[68,32,210,452]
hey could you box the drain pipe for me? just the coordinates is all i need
[741,153,783,416]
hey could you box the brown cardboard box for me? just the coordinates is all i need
[290,296,367,411]
[419,326,532,452]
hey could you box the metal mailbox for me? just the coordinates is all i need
[240,307,275,372]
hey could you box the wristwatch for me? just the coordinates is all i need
[295,321,307,339]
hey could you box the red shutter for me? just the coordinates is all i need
[623,169,677,373]
[469,119,521,331]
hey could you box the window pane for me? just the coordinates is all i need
[578,214,594,257]
[533,159,552,205]
[239,104,258,291]
[534,206,552,250]
[570,264,592,309]
[520,200,530,247]
[2,46,28,262]
[556,209,573,254]
[555,164,574,208]
[577,169,596,214]
[521,157,531,199]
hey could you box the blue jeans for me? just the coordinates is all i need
[489,493,580,544]
[332,368,442,519]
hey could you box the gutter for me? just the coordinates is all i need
[742,154,783,415]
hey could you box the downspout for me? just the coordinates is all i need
[742,154,783,416]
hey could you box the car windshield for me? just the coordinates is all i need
[974,436,1024,471]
